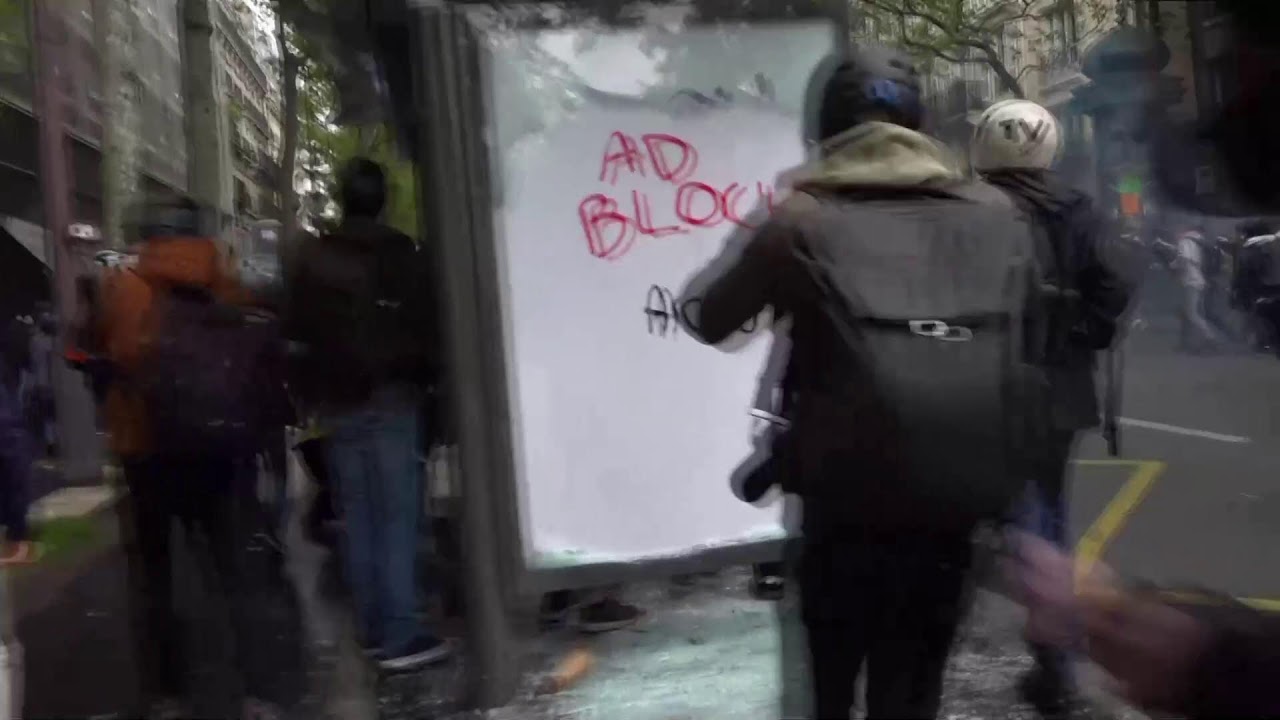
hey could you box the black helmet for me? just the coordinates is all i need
[810,44,924,143]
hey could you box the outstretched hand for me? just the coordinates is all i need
[1008,531,1212,715]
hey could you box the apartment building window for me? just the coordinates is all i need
[1047,1,1079,67]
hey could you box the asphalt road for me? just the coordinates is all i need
[1067,318,1280,606]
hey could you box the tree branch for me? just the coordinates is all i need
[959,38,1025,97]
[901,0,953,36]
[1015,62,1043,81]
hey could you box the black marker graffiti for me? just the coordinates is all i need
[645,284,765,339]
[645,285,681,337]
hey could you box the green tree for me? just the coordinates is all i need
[0,0,30,82]
[856,0,1115,98]
[262,0,419,238]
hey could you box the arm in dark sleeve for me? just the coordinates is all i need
[681,206,802,345]
[1075,206,1134,349]
[1185,603,1280,717]
[280,234,311,344]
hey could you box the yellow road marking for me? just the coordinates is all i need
[1070,459,1279,612]
[1073,460,1165,585]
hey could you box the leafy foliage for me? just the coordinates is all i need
[254,0,418,238]
[0,0,30,80]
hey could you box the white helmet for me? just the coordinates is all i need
[971,99,1063,172]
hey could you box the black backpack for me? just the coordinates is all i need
[788,184,1051,535]
[290,227,434,407]
[139,286,288,458]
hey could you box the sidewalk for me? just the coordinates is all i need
[431,571,1144,720]
[7,475,1149,719]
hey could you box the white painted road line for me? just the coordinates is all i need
[1118,417,1252,444]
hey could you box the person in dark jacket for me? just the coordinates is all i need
[0,380,31,562]
[283,157,451,671]
[971,98,1132,717]
[681,46,1020,720]
[1232,220,1280,353]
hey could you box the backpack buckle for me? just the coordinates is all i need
[908,319,974,342]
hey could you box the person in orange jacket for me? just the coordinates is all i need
[98,195,287,720]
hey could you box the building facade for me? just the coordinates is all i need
[216,0,283,226]
[887,2,1204,191]
[0,0,186,265]
[0,0,287,274]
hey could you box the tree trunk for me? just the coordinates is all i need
[182,0,232,222]
[277,14,300,244]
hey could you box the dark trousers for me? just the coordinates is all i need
[798,534,972,720]
[1023,430,1078,684]
[119,455,280,702]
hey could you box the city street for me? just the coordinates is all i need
[1072,323,1280,606]
[5,0,1275,717]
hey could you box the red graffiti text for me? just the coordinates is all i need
[581,131,778,261]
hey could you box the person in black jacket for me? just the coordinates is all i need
[971,98,1132,718]
[284,157,451,672]
[681,46,1026,720]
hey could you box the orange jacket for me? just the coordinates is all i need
[98,237,242,459]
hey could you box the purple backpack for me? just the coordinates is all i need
[139,287,285,457]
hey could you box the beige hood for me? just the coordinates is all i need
[792,121,964,192]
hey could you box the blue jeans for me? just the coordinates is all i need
[1022,475,1068,550]
[1021,430,1077,687]
[325,388,427,655]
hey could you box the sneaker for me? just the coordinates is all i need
[750,574,785,601]
[1018,666,1074,720]
[577,597,643,634]
[378,636,454,672]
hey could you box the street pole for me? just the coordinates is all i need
[31,0,72,293]
[32,0,103,485]
[413,5,518,708]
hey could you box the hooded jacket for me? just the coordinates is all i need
[982,169,1132,431]
[684,123,1020,531]
[99,236,241,459]
[686,122,1005,383]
